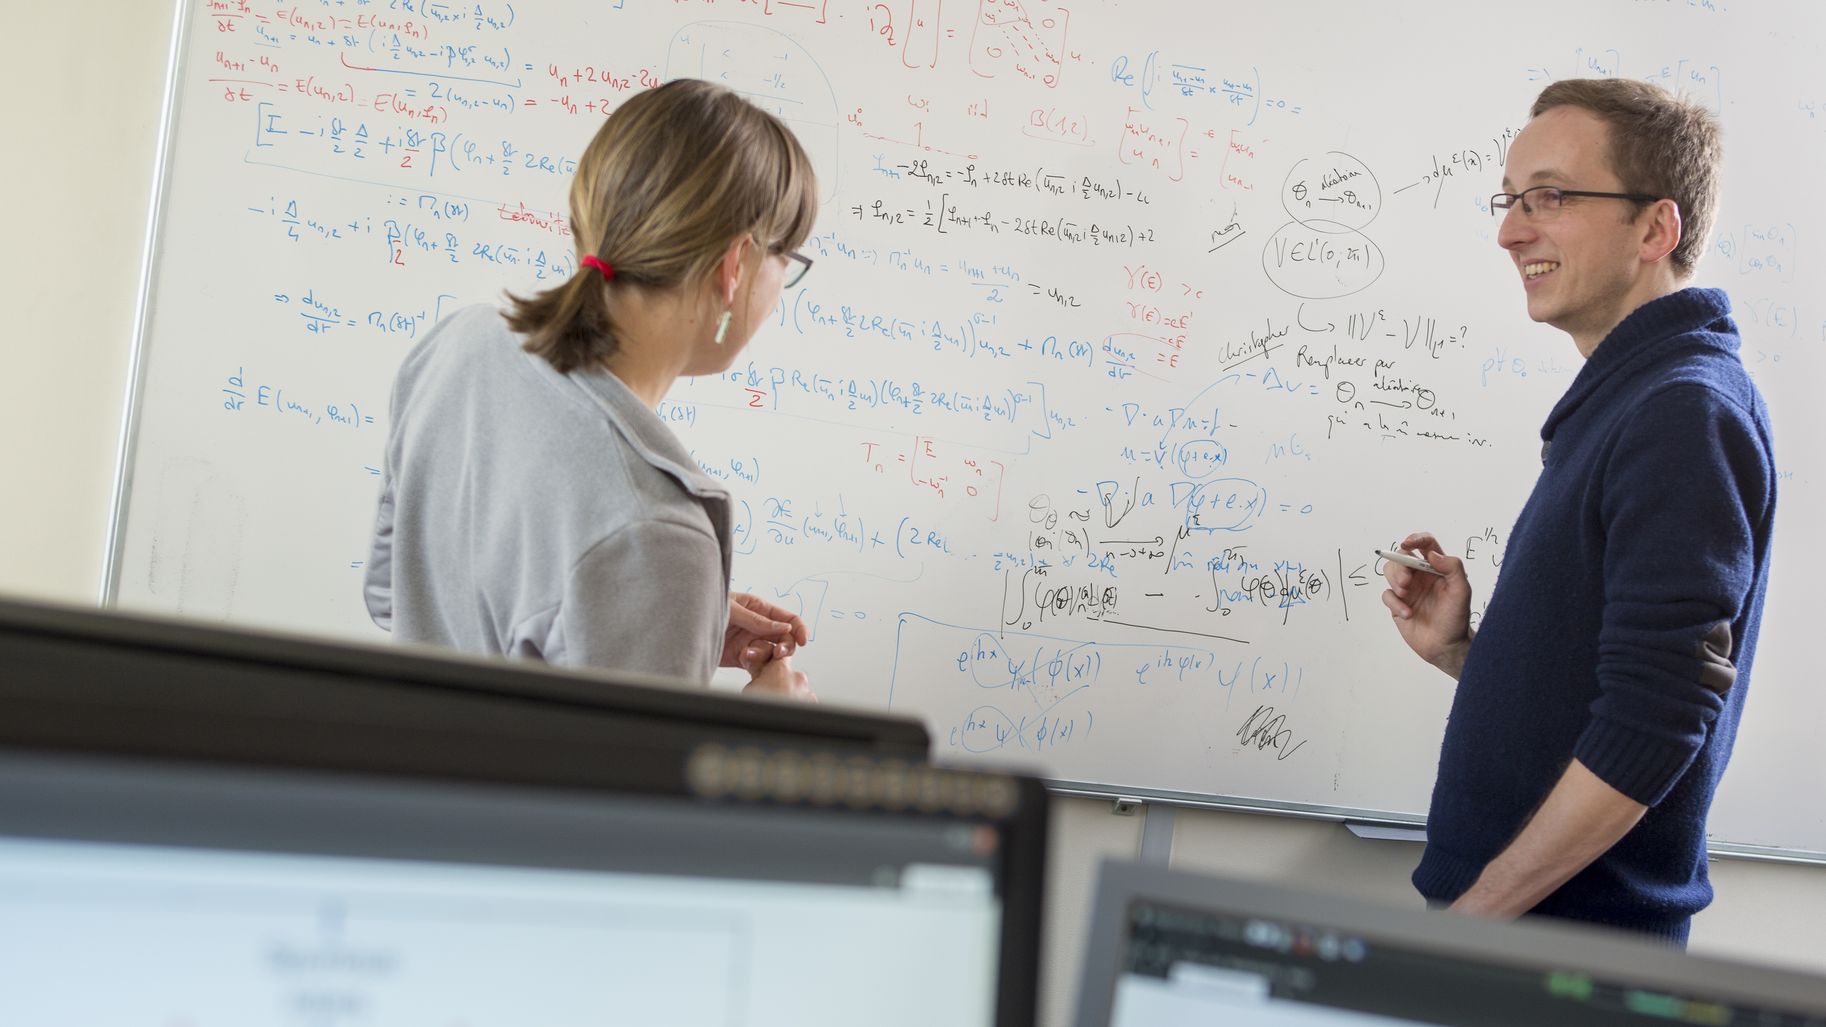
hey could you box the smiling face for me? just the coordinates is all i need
[1497,106,1672,356]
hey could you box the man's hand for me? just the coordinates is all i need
[1380,531,1475,679]
[721,592,810,670]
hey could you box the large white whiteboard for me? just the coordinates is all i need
[111,0,1824,858]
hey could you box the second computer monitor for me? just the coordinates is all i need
[1074,859,1826,1027]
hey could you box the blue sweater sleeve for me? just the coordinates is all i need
[1576,383,1772,806]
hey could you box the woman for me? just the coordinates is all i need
[364,79,816,700]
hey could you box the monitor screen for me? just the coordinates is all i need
[1075,862,1826,1027]
[0,597,1039,1026]
[0,748,1023,1026]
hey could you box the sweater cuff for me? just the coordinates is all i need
[1572,716,1701,807]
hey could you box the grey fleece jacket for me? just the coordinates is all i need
[364,304,732,681]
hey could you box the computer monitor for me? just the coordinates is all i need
[1074,860,1826,1027]
[0,598,1044,1025]
[0,596,930,761]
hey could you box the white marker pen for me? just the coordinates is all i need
[1374,548,1448,577]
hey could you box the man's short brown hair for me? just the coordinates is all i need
[1531,78,1722,277]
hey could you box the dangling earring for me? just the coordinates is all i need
[713,309,733,345]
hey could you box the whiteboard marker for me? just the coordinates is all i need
[1374,548,1448,577]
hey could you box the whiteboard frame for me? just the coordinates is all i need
[102,0,191,608]
[103,0,1823,870]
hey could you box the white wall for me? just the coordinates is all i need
[0,3,171,604]
[6,10,1822,1027]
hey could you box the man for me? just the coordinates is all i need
[1382,78,1776,943]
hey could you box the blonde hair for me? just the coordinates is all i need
[1530,78,1721,277]
[505,79,819,372]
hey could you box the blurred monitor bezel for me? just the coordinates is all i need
[1074,859,1826,1027]
[0,596,930,775]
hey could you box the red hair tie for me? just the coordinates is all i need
[581,254,614,281]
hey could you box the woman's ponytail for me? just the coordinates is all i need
[504,260,618,373]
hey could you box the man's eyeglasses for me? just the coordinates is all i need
[782,250,814,288]
[1490,185,1662,221]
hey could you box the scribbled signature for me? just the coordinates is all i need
[1236,704,1307,760]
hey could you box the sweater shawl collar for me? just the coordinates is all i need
[1540,287,1737,445]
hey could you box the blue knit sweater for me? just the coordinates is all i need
[1411,288,1777,942]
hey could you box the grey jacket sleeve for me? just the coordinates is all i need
[363,478,396,631]
[554,519,727,683]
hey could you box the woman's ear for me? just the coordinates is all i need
[716,235,755,306]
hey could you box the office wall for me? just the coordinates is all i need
[0,3,170,604]
[6,12,1821,1027]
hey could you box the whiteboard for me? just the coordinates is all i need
[110,0,1824,859]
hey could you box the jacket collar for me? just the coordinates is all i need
[1540,287,1737,444]
[563,363,729,503]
